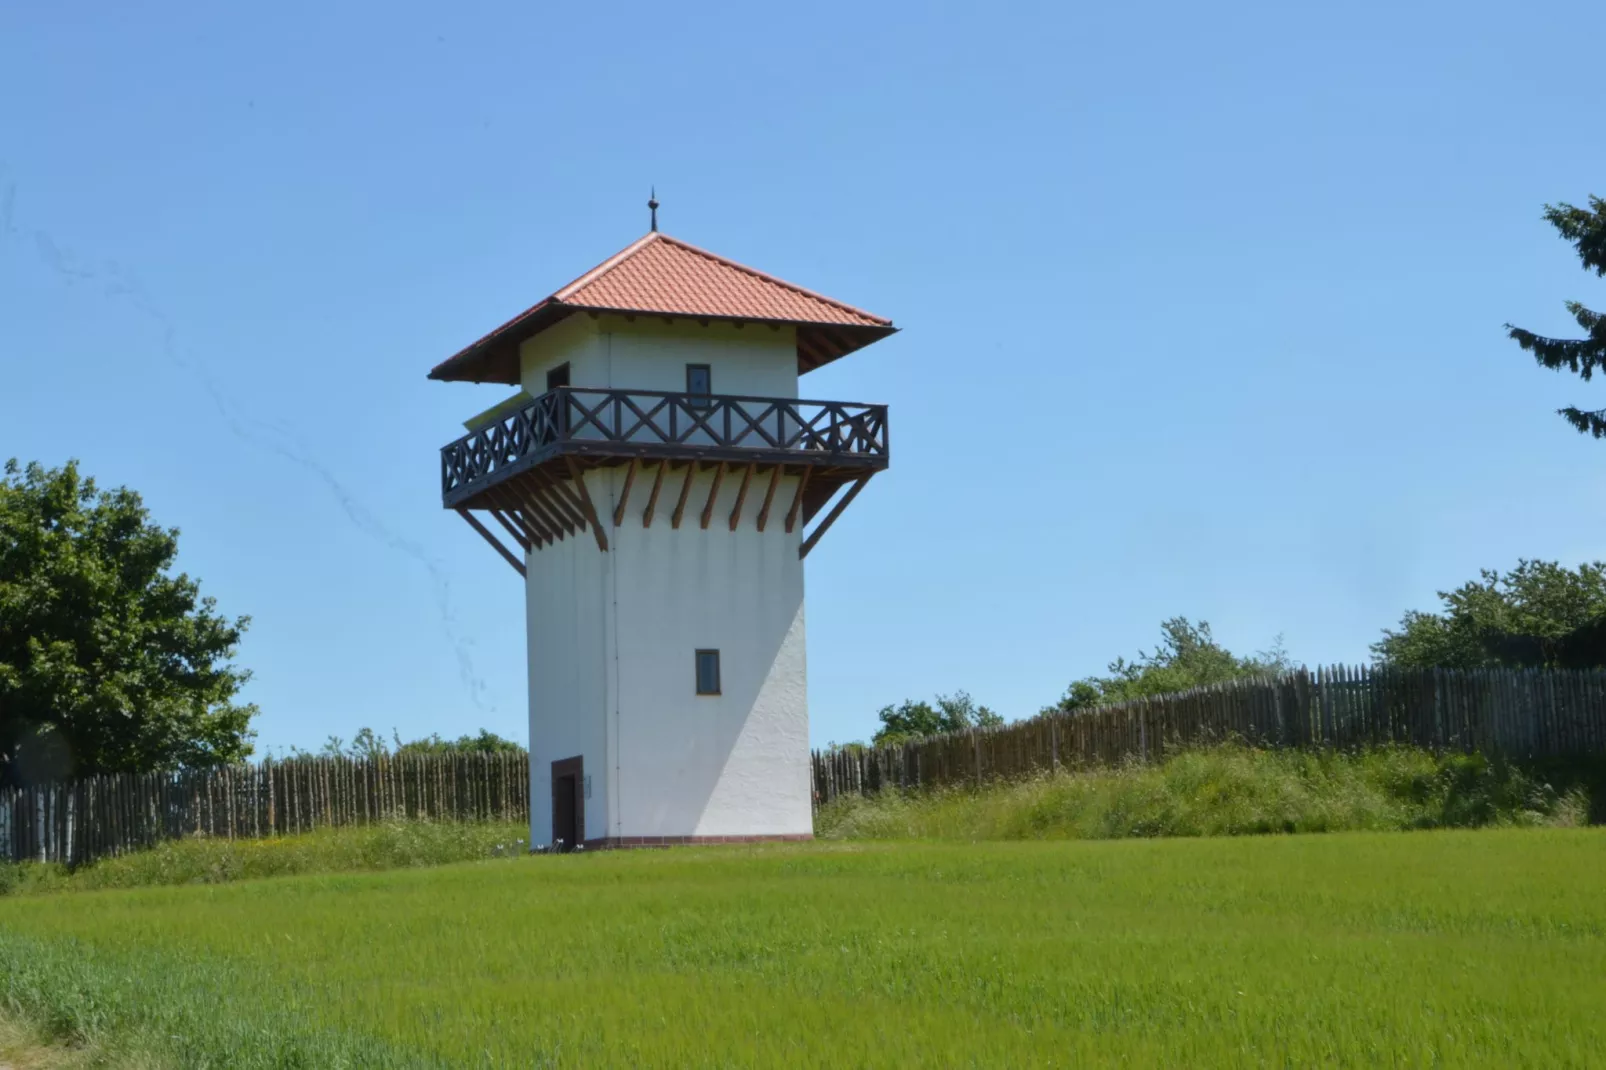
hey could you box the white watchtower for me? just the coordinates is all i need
[430,207,893,848]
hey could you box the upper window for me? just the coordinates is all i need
[695,649,721,695]
[686,364,712,409]
[546,363,571,390]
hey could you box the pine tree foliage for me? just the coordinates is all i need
[1506,196,1606,438]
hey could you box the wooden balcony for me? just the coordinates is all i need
[440,387,889,568]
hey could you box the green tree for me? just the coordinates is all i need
[393,728,525,757]
[1045,618,1292,714]
[1373,560,1606,669]
[306,727,527,760]
[0,459,256,787]
[1507,196,1606,438]
[872,691,1003,746]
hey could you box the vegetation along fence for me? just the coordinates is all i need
[811,665,1606,804]
[8,665,1606,864]
[1,752,530,867]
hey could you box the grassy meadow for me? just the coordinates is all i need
[816,745,1598,841]
[1,828,1603,1067]
[0,820,528,898]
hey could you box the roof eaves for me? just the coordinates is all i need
[427,296,563,381]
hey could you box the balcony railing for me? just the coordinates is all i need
[441,387,889,506]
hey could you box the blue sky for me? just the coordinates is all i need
[4,0,1604,754]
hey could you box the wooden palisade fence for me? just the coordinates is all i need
[811,665,1606,805]
[1,752,530,867]
[8,666,1606,864]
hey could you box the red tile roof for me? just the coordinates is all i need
[429,232,895,383]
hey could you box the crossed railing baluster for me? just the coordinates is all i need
[441,387,887,500]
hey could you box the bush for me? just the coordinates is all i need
[813,745,1593,841]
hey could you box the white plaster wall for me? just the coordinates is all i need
[518,313,603,393]
[597,463,812,837]
[524,514,613,847]
[519,318,813,842]
[518,314,800,400]
[596,317,799,398]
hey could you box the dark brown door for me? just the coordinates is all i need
[550,756,583,851]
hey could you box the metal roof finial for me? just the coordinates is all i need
[648,187,659,232]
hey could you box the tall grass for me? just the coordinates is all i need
[0,819,528,897]
[1,831,1603,1066]
[814,744,1593,841]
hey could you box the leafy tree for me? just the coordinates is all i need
[393,728,525,757]
[1045,617,1292,714]
[0,459,256,787]
[872,691,1002,746]
[1373,560,1606,669]
[306,726,526,760]
[1507,196,1606,438]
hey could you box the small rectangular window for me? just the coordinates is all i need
[686,364,712,409]
[695,649,721,695]
[546,363,571,390]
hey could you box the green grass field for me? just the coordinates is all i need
[0,819,529,897]
[2,828,1603,1068]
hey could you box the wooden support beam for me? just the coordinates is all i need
[488,486,547,547]
[784,466,812,534]
[799,474,872,560]
[455,507,525,577]
[671,462,698,530]
[612,457,640,527]
[516,481,569,541]
[532,470,587,531]
[642,462,669,528]
[530,467,585,522]
[796,333,829,372]
[489,506,534,552]
[728,462,756,532]
[756,464,784,533]
[700,461,727,531]
[521,500,561,544]
[564,458,609,552]
[817,326,855,358]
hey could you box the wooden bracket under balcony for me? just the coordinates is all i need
[439,387,888,562]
